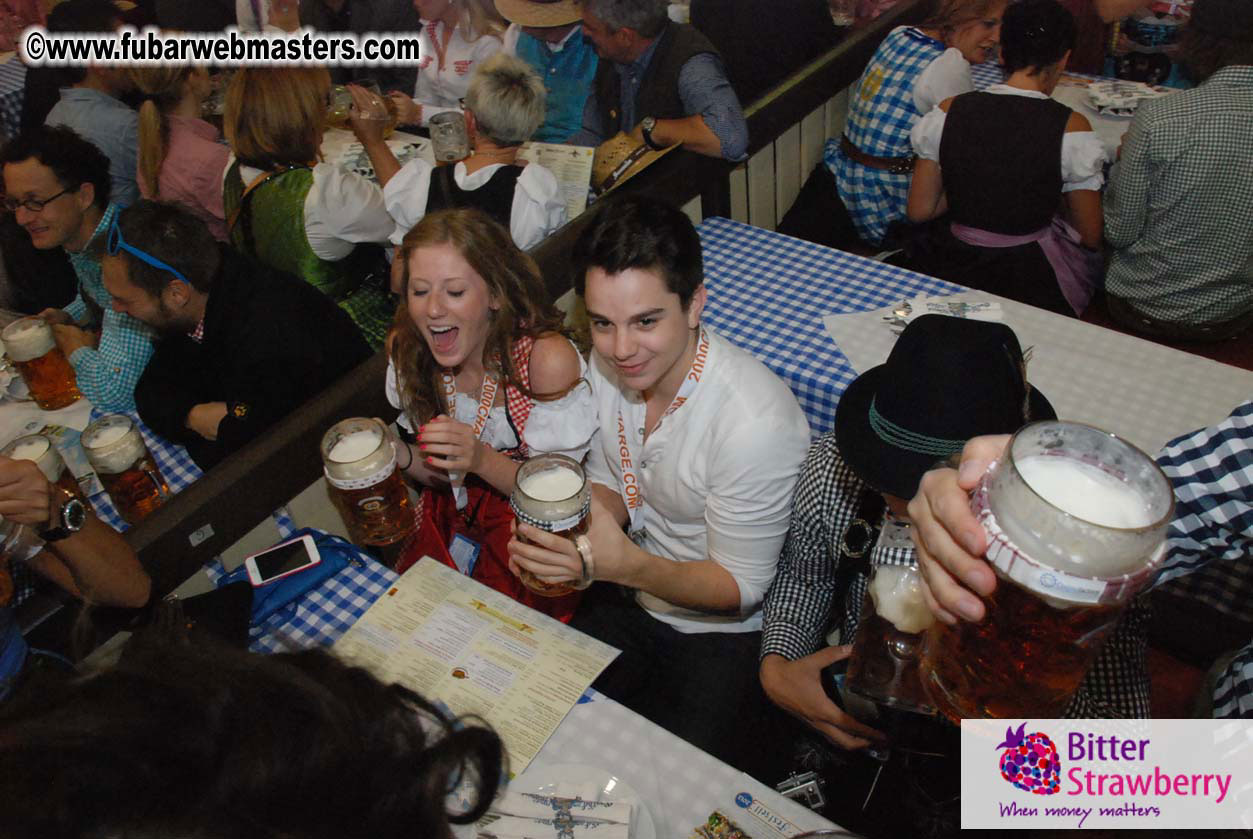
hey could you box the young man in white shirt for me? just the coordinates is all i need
[509,195,811,771]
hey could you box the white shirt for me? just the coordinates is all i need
[913,45,973,114]
[384,346,597,460]
[239,161,395,260]
[383,159,567,250]
[413,19,503,126]
[910,84,1108,192]
[584,328,811,634]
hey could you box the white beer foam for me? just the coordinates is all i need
[520,466,582,502]
[329,429,381,463]
[2,318,55,362]
[8,437,49,462]
[83,421,145,474]
[1016,455,1153,530]
[869,564,935,634]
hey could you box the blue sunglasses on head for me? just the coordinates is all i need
[107,216,190,286]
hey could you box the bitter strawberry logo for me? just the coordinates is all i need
[996,722,1061,795]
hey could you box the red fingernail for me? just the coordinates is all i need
[420,443,427,450]
[426,457,434,464]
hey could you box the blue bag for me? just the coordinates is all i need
[216,527,366,624]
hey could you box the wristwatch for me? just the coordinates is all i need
[40,488,87,542]
[640,116,664,151]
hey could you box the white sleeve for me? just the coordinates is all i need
[509,163,568,251]
[381,157,435,244]
[502,23,522,55]
[236,0,261,29]
[705,412,811,614]
[384,360,413,432]
[913,48,973,114]
[910,106,947,162]
[304,164,395,260]
[1061,130,1108,193]
[522,348,597,460]
[583,352,618,493]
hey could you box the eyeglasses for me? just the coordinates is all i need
[107,216,190,286]
[1,188,71,214]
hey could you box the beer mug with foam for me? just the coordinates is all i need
[510,454,590,597]
[82,414,170,525]
[1,317,82,410]
[921,421,1174,721]
[846,563,937,715]
[321,418,413,546]
[1,433,92,510]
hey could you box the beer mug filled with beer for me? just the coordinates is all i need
[921,421,1174,721]
[1,317,82,410]
[510,454,590,597]
[2,434,93,511]
[82,414,170,525]
[321,418,413,546]
[846,563,937,715]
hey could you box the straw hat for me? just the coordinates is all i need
[493,0,582,27]
[591,132,675,195]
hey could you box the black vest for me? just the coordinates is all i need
[425,164,524,230]
[938,92,1072,235]
[593,22,721,136]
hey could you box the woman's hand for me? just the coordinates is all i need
[418,415,485,475]
[347,84,388,145]
[908,435,1008,624]
[388,92,421,126]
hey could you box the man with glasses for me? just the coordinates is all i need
[0,126,156,413]
[108,201,371,469]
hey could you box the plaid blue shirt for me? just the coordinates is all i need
[1149,401,1253,718]
[64,204,156,413]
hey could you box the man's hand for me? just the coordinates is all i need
[0,455,55,527]
[419,414,486,475]
[388,92,421,126]
[186,402,229,441]
[760,650,884,750]
[509,494,632,585]
[37,307,72,326]
[50,324,96,356]
[908,435,1009,624]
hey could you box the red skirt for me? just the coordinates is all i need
[394,477,582,623]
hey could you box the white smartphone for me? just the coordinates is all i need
[243,534,320,587]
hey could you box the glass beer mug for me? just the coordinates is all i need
[510,454,590,597]
[429,110,470,163]
[921,421,1174,721]
[321,418,413,547]
[2,434,93,511]
[846,563,937,714]
[82,415,170,525]
[1,317,82,410]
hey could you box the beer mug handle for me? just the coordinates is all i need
[144,467,169,499]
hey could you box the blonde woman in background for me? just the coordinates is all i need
[222,68,396,348]
[130,66,232,241]
[389,0,506,127]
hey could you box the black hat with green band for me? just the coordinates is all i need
[834,314,1055,499]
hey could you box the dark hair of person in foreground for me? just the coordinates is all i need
[0,643,504,839]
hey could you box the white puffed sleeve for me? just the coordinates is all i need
[910,107,947,162]
[384,360,415,433]
[913,47,972,114]
[510,162,568,251]
[521,347,597,461]
[1060,130,1108,192]
[382,157,435,245]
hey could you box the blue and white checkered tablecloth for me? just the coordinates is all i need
[698,217,959,436]
[86,409,202,532]
[0,59,26,141]
[970,60,1005,90]
[203,552,396,654]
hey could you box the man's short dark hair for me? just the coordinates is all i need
[0,125,112,210]
[46,0,122,85]
[114,201,220,295]
[581,0,669,38]
[572,195,703,307]
[1180,0,1253,83]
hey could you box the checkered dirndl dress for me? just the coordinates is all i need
[393,335,583,623]
[824,26,948,245]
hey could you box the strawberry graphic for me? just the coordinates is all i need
[996,722,1061,795]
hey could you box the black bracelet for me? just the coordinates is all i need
[396,436,415,471]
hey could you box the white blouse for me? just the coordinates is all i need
[383,159,567,250]
[385,347,597,461]
[913,45,974,114]
[412,19,503,127]
[910,85,1108,192]
[239,161,395,260]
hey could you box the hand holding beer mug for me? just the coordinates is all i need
[2,317,82,410]
[82,415,170,525]
[509,454,591,597]
[919,421,1173,721]
[2,434,93,512]
[321,418,414,547]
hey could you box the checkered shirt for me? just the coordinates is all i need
[1104,66,1253,324]
[64,204,157,413]
[0,59,26,143]
[824,27,947,244]
[761,434,1151,718]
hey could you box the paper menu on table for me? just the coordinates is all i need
[517,141,594,221]
[334,558,618,775]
